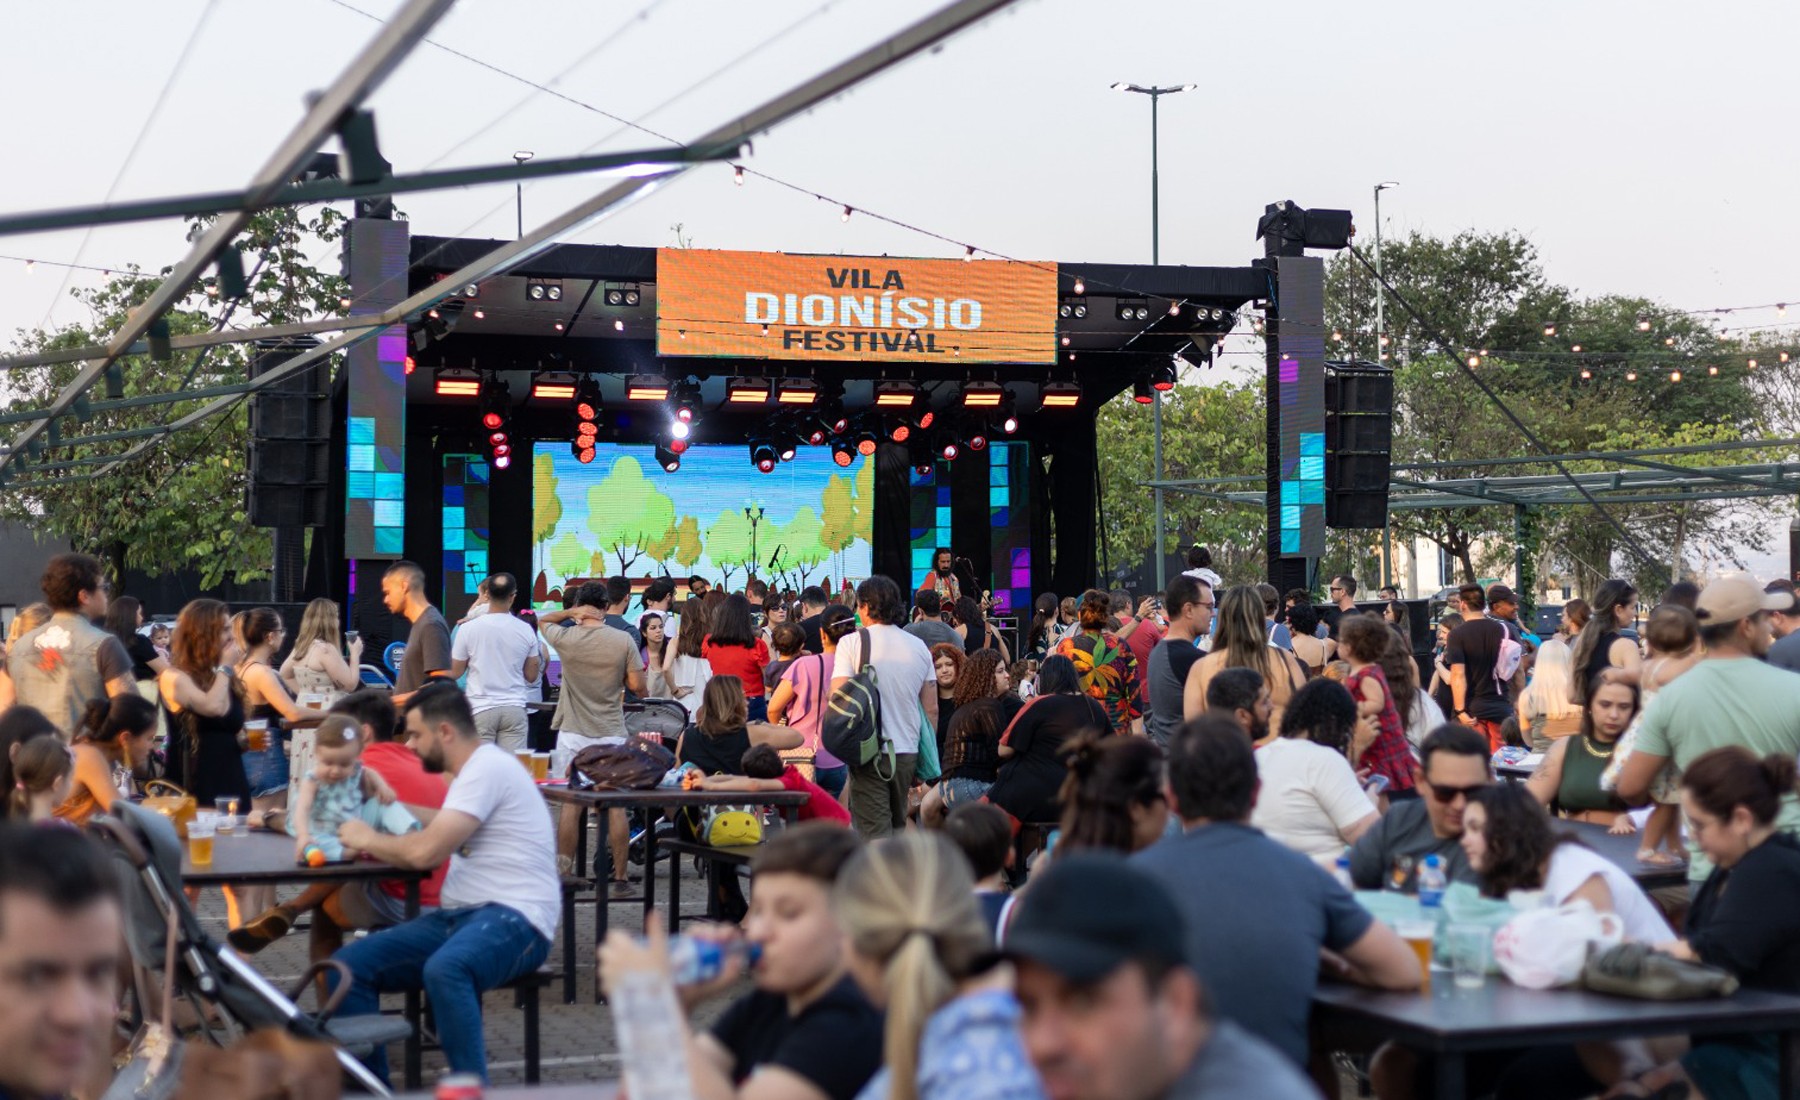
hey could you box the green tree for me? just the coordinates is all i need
[1095,379,1267,584]
[2,205,348,587]
[549,532,589,580]
[779,505,827,587]
[672,515,703,572]
[586,456,677,572]
[819,473,856,579]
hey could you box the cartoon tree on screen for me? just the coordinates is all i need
[549,532,588,582]
[532,451,562,544]
[819,473,856,585]
[705,509,755,589]
[778,506,827,589]
[851,458,874,549]
[588,456,677,572]
[672,516,703,577]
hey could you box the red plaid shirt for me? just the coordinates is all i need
[1347,664,1416,792]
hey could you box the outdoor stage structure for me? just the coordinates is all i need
[299,206,1355,648]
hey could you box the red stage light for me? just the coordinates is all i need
[890,424,911,443]
[833,448,853,467]
[488,432,508,446]
[668,438,689,455]
[918,411,936,430]
[968,434,988,451]
[482,411,504,429]
[941,442,960,460]
[806,428,827,446]
[576,401,599,421]
[757,457,776,473]
[404,356,416,376]
[857,438,877,457]
[577,446,596,464]
[576,422,598,440]
[493,443,511,458]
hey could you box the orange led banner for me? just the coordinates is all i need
[655,249,1059,364]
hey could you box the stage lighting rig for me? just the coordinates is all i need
[531,371,578,400]
[434,367,481,397]
[728,377,772,404]
[961,380,1004,408]
[654,442,681,473]
[875,381,920,408]
[1040,380,1081,409]
[526,279,563,302]
[830,437,855,467]
[669,377,702,422]
[603,284,643,307]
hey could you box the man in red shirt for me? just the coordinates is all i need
[1112,589,1165,730]
[229,690,450,963]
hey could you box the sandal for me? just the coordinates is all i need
[1636,849,1684,866]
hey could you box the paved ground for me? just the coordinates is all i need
[193,825,732,1089]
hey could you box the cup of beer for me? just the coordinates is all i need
[530,752,550,781]
[214,796,239,835]
[515,748,534,771]
[1395,919,1436,991]
[243,719,270,753]
[189,812,218,866]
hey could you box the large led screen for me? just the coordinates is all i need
[531,443,873,606]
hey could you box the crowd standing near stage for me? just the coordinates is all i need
[10,549,1800,1097]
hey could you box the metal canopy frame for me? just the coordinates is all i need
[1145,437,1800,511]
[0,0,1025,489]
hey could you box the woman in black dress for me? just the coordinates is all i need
[1569,578,1640,703]
[985,655,1108,825]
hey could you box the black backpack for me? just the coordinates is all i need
[820,628,893,779]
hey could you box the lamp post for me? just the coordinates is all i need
[513,151,535,238]
[1372,181,1399,361]
[1112,81,1195,591]
[744,500,766,578]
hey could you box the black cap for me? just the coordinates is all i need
[1001,853,1187,984]
[1486,584,1517,606]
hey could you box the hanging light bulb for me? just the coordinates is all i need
[1665,336,1676,346]
[1708,365,1719,376]
[964,245,976,262]
[1626,370,1638,381]
[1580,369,1592,380]
[1570,344,1581,353]
[733,165,745,186]
[840,205,853,222]
[1331,329,1343,342]
[1748,359,1758,370]
[614,319,624,331]
[1169,300,1181,316]
[1072,277,1085,295]
[1670,370,1682,382]
[1781,352,1791,364]
[1780,303,1788,318]
[1543,323,1556,337]
[1467,355,1481,368]
[23,260,34,273]
[1637,317,1652,332]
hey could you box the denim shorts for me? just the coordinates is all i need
[941,775,993,809]
[242,742,290,798]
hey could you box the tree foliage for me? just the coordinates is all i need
[2,206,348,588]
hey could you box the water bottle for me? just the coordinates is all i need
[611,972,694,1100]
[1417,853,1447,913]
[1334,853,1355,892]
[668,935,761,986]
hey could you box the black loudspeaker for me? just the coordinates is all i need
[1325,363,1393,529]
[248,337,328,528]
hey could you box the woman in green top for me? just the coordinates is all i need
[1526,678,1638,832]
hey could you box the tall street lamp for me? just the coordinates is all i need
[1112,81,1195,591]
[513,151,535,238]
[1373,181,1399,360]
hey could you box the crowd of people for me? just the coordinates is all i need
[8,546,1800,1099]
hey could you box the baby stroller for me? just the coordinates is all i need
[92,801,411,1096]
[622,699,690,868]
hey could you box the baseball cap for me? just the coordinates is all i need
[1696,577,1793,624]
[1000,853,1187,984]
[1486,584,1517,606]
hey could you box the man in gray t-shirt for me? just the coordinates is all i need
[1004,853,1319,1100]
[383,561,452,705]
[1143,575,1212,744]
[1349,724,1492,892]
[904,590,963,652]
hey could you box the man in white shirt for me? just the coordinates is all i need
[831,575,936,838]
[333,682,559,1085]
[446,572,541,752]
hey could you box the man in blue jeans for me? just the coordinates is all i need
[331,682,559,1083]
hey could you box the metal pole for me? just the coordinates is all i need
[513,151,534,239]
[1151,89,1166,592]
[1373,185,1384,357]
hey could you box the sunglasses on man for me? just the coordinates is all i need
[1423,780,1489,803]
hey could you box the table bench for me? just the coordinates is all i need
[410,965,553,1085]
[662,837,756,926]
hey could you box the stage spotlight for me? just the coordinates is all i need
[830,438,855,467]
[604,285,643,308]
[526,279,564,302]
[1039,381,1080,408]
[531,371,578,400]
[967,430,988,452]
[572,440,597,464]
[777,378,818,404]
[916,409,937,431]
[670,420,691,441]
[493,453,512,470]
[875,381,919,408]
[1150,363,1176,391]
[855,426,878,456]
[805,424,828,446]
[777,434,799,462]
[728,377,772,404]
[434,367,482,397]
[654,443,681,473]
[1001,412,1020,434]
[907,441,933,475]
[962,380,1004,408]
[668,437,690,455]
[1059,297,1087,319]
[1133,377,1155,404]
[574,377,603,422]
[888,418,911,444]
[1116,299,1151,322]
[820,396,849,435]
[749,441,778,472]
[940,440,960,461]
[628,375,671,402]
[478,379,511,429]
[670,377,702,422]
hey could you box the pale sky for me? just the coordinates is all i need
[2,0,1795,573]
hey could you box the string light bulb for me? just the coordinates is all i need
[964,245,976,261]
[1748,358,1758,370]
[733,165,745,186]
[1637,318,1652,332]
[840,205,853,222]
[1570,344,1581,353]
[1625,370,1638,381]
[1580,369,1592,380]
[1670,370,1682,382]
[1331,329,1343,342]
[614,319,624,331]
[1708,365,1719,376]
[1072,277,1085,295]
[1665,336,1676,346]
[1168,300,1181,316]
[1782,352,1791,364]
[1467,354,1481,368]
[23,260,34,273]
[1780,303,1788,318]
[1543,324,1556,337]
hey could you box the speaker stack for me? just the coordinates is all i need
[1324,362,1393,529]
[247,337,329,529]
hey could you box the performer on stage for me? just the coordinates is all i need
[917,547,961,604]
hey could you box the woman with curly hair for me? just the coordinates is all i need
[1250,677,1381,863]
[919,650,1018,826]
[1461,783,1668,939]
[1055,731,1167,854]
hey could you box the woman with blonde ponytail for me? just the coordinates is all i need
[836,832,1045,1100]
